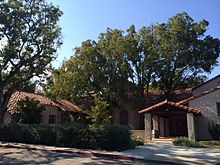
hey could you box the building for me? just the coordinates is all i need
[3,91,84,125]
[112,88,192,130]
[139,75,220,141]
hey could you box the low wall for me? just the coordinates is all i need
[131,130,145,139]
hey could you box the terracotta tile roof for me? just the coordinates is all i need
[7,91,83,114]
[139,100,201,114]
[177,85,220,105]
[144,88,192,107]
[55,99,82,113]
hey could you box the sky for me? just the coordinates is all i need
[49,0,220,79]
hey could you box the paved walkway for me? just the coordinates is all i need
[0,141,219,164]
[122,141,220,164]
[0,147,154,165]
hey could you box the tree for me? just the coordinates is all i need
[151,13,220,99]
[87,96,111,127]
[47,12,220,112]
[0,0,62,123]
[17,98,45,124]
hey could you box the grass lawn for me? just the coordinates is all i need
[198,140,220,148]
[173,137,220,148]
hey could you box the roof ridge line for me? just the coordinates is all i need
[139,100,201,114]
[177,85,220,104]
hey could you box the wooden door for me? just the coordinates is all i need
[175,117,187,136]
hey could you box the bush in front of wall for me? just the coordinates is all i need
[173,137,201,147]
[16,98,45,124]
[208,122,220,140]
[132,136,144,146]
[0,123,133,151]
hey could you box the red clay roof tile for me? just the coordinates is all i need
[7,91,83,114]
[139,100,201,114]
[143,88,192,107]
[55,99,82,113]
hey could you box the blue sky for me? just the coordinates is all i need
[49,0,220,78]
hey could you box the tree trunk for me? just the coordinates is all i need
[0,87,4,124]
[0,87,12,125]
[145,71,152,101]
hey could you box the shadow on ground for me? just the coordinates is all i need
[0,147,148,165]
[0,148,78,164]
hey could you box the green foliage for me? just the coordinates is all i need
[0,0,62,123]
[87,96,111,127]
[148,12,219,99]
[16,98,45,124]
[132,136,144,146]
[173,137,201,147]
[198,140,220,148]
[174,137,220,148]
[47,12,220,113]
[0,124,133,151]
[208,122,220,140]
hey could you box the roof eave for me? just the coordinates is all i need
[138,100,201,114]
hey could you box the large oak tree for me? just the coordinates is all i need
[47,12,220,112]
[0,0,62,123]
[151,13,220,99]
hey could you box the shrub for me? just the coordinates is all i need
[99,125,133,151]
[173,137,201,147]
[198,140,220,147]
[0,124,132,151]
[132,136,144,146]
[0,124,39,144]
[37,125,58,146]
[208,122,220,140]
[16,98,45,124]
[87,96,111,128]
[62,124,84,147]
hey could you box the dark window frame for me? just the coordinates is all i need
[48,115,56,124]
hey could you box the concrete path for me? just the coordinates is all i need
[0,141,219,164]
[122,141,220,165]
[0,147,155,165]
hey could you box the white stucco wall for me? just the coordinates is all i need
[3,105,62,125]
[112,108,120,125]
[3,111,12,125]
[193,76,220,95]
[112,108,140,129]
[41,105,62,124]
[128,110,140,129]
[131,130,145,139]
[189,89,220,140]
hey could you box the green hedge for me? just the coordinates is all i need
[132,136,144,146]
[208,122,220,140]
[0,124,133,151]
[198,140,220,148]
[173,137,201,147]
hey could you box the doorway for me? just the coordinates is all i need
[159,117,170,137]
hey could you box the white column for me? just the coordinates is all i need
[152,115,159,130]
[187,113,196,141]
[144,113,152,140]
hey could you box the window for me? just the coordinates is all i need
[120,110,128,125]
[217,103,220,116]
[49,115,56,124]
